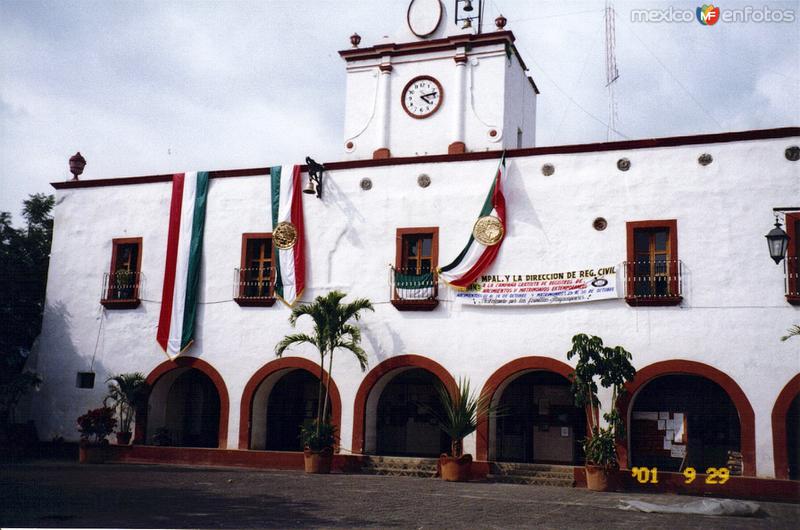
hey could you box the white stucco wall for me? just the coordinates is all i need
[29,135,800,477]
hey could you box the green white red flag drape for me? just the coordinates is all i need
[271,165,306,306]
[157,171,209,359]
[439,156,507,288]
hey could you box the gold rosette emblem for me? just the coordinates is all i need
[273,221,298,250]
[472,215,504,246]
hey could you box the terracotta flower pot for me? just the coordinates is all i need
[440,453,472,482]
[78,441,111,464]
[115,432,132,445]
[303,446,333,474]
[585,464,614,492]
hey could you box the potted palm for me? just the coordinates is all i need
[428,378,498,482]
[567,333,636,492]
[77,406,117,463]
[103,372,148,445]
[275,290,373,473]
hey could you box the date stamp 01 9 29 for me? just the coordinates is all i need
[630,467,731,485]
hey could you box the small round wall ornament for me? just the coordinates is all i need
[593,217,608,231]
[541,163,555,176]
[417,174,431,188]
[273,221,298,249]
[360,177,372,190]
[698,153,713,166]
[472,215,504,246]
[617,158,631,171]
[786,146,800,161]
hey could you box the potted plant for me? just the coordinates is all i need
[103,372,148,445]
[275,290,373,473]
[427,377,498,482]
[76,406,117,463]
[300,420,337,473]
[567,333,636,492]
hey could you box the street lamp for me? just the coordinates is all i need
[765,216,790,264]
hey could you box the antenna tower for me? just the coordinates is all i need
[605,1,620,140]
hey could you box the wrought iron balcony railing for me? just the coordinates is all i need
[389,266,439,310]
[234,267,276,306]
[622,259,683,306]
[100,271,142,309]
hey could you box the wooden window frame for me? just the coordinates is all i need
[101,237,143,309]
[392,227,439,311]
[786,213,800,305]
[625,220,682,307]
[235,233,276,307]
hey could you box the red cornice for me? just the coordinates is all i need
[338,30,515,62]
[51,127,799,190]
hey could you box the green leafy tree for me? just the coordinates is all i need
[0,194,54,425]
[567,333,636,468]
[275,291,373,438]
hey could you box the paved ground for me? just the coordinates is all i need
[1,460,798,529]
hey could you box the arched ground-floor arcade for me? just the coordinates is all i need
[772,374,800,480]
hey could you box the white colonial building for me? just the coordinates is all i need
[28,0,799,487]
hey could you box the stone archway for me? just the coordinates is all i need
[617,360,756,476]
[351,355,457,456]
[137,357,230,449]
[238,357,341,450]
[772,374,800,480]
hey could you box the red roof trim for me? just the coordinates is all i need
[51,127,799,190]
[338,30,515,61]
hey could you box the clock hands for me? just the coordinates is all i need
[420,92,438,104]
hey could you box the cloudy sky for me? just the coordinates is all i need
[1,0,798,217]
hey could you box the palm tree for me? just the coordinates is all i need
[275,291,373,433]
[103,372,148,434]
[781,325,800,341]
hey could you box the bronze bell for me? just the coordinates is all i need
[303,176,317,195]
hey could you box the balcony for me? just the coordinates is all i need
[786,256,799,305]
[234,267,276,307]
[100,271,142,309]
[390,266,439,311]
[623,259,683,307]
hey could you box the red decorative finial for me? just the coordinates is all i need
[495,14,507,30]
[69,151,86,181]
[350,33,361,47]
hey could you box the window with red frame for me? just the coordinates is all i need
[239,234,274,300]
[626,220,681,306]
[786,213,799,303]
[104,238,142,303]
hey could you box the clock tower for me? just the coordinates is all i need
[339,0,538,160]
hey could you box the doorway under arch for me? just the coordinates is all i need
[772,374,800,480]
[147,368,221,447]
[630,375,741,473]
[351,354,457,456]
[617,360,756,476]
[494,371,586,464]
[238,357,342,450]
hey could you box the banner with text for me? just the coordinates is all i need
[455,265,620,306]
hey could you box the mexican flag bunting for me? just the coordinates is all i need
[439,156,507,288]
[270,165,306,306]
[157,171,210,359]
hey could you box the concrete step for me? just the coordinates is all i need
[360,456,439,478]
[488,462,575,488]
[487,474,574,488]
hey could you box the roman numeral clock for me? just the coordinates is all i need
[401,75,444,119]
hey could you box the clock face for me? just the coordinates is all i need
[401,76,443,119]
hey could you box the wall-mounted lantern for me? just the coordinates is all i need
[766,216,790,265]
[303,156,325,199]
